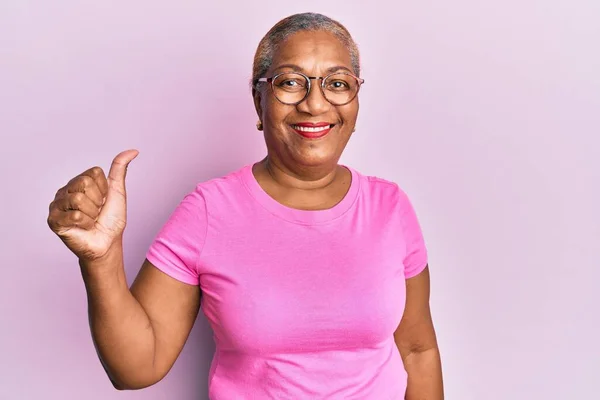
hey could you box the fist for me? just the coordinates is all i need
[47,150,139,261]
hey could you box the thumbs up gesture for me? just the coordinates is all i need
[47,150,139,262]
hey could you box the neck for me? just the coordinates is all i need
[262,156,339,192]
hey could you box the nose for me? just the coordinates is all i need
[296,79,330,115]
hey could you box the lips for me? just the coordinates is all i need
[290,122,334,139]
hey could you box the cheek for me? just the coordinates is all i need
[265,106,296,134]
[340,104,359,124]
[263,100,288,124]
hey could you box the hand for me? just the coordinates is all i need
[47,149,139,262]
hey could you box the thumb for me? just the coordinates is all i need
[107,149,139,193]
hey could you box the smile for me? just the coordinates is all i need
[291,123,334,139]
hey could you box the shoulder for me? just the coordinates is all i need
[352,168,412,208]
[189,164,249,198]
[183,164,253,219]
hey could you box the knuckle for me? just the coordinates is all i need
[81,175,94,185]
[72,175,93,189]
[46,214,55,229]
[49,199,62,213]
[47,209,60,230]
[71,210,83,222]
[65,182,78,193]
[71,191,85,204]
[67,174,81,185]
[54,187,65,200]
[91,166,105,177]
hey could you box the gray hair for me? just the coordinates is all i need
[252,12,360,88]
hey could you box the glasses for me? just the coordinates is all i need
[255,71,365,106]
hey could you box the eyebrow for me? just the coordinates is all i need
[272,64,353,75]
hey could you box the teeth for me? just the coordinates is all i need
[292,125,331,133]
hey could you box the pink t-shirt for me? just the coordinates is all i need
[146,164,428,399]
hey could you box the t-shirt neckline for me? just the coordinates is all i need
[239,163,360,225]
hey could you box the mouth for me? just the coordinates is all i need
[290,122,335,139]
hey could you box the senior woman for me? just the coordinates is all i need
[47,12,443,399]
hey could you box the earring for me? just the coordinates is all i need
[256,121,263,131]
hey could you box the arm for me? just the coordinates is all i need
[394,266,444,399]
[47,150,202,390]
[82,249,200,390]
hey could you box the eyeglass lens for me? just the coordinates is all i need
[271,73,360,105]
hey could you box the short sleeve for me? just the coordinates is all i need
[145,187,207,285]
[397,188,429,279]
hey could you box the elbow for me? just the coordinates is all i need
[96,349,166,390]
[107,372,163,391]
[111,380,129,391]
[109,376,136,391]
[110,379,157,391]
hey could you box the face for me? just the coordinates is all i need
[254,30,360,170]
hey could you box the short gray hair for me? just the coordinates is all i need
[252,12,360,88]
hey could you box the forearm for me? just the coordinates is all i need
[80,242,157,389]
[404,347,444,400]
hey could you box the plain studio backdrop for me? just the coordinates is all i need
[1,1,598,399]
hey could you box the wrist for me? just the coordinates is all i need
[79,239,124,277]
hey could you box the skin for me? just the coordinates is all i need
[47,30,443,398]
[396,267,445,399]
[47,152,200,389]
[252,30,358,210]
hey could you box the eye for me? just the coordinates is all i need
[273,75,307,92]
[326,80,350,91]
[281,80,301,87]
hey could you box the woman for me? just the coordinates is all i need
[47,12,444,399]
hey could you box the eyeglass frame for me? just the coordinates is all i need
[253,71,365,106]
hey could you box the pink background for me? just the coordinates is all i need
[1,1,599,399]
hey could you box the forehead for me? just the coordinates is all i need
[271,30,353,73]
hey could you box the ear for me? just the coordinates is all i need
[252,86,263,121]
